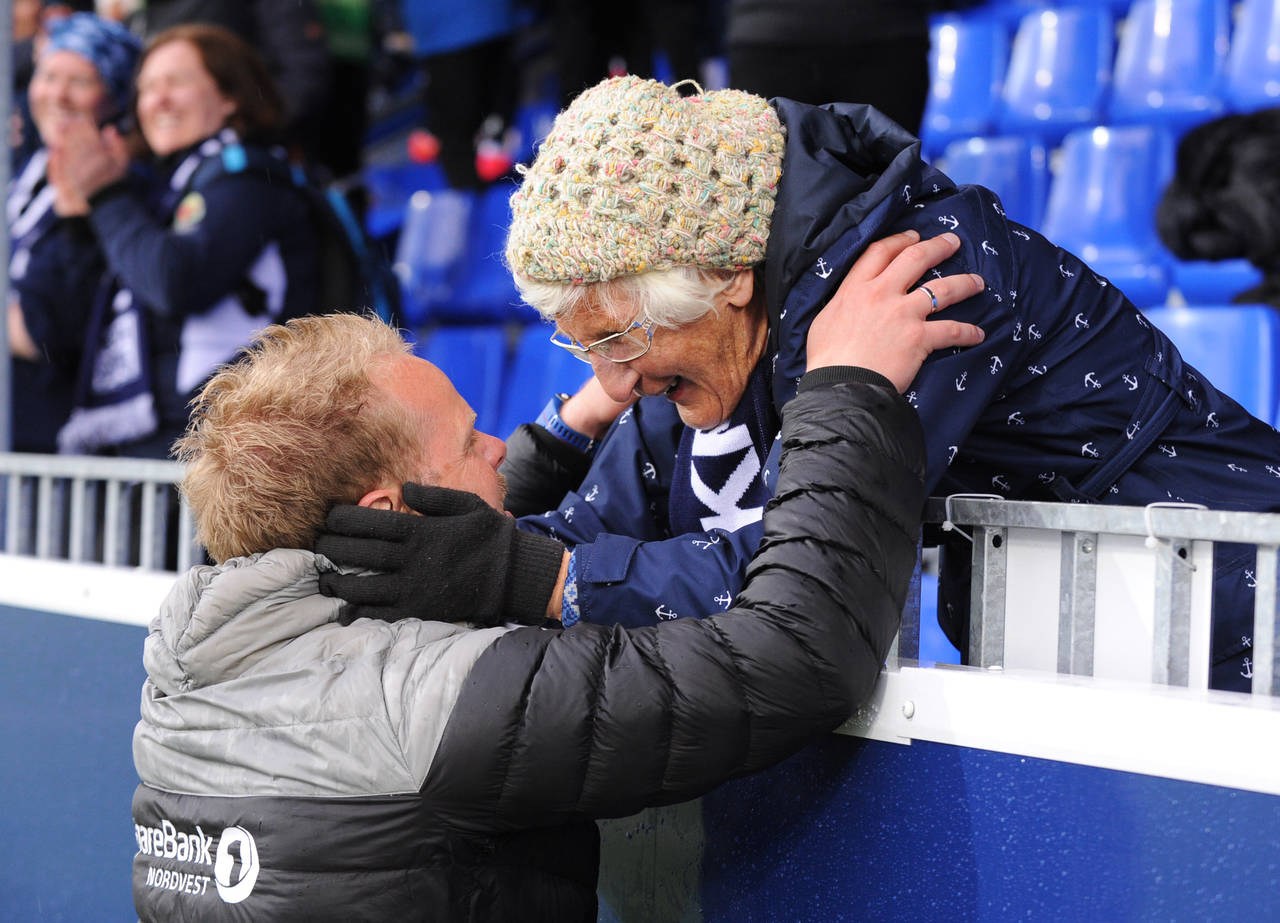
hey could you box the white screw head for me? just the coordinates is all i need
[902,700,916,719]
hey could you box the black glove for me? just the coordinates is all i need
[315,483,566,627]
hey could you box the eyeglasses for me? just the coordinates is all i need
[549,316,656,364]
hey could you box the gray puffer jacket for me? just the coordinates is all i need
[131,371,925,922]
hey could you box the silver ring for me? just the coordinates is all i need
[919,284,938,313]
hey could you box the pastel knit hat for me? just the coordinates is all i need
[506,76,786,285]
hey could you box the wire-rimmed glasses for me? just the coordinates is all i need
[549,316,656,364]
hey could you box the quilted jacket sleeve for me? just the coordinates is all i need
[421,371,926,833]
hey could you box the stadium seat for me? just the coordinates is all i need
[998,6,1114,146]
[362,161,447,240]
[449,184,525,323]
[921,13,1011,156]
[413,324,509,436]
[1225,0,1280,112]
[1040,124,1175,306]
[494,325,596,440]
[1109,0,1229,133]
[1143,303,1280,424]
[1172,258,1265,304]
[393,188,475,327]
[512,97,559,165]
[938,135,1050,229]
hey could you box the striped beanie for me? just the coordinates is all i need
[506,76,785,285]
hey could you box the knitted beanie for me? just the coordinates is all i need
[506,76,786,285]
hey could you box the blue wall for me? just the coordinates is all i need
[0,605,144,921]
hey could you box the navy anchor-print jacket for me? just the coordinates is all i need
[513,99,1280,690]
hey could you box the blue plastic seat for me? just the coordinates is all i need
[1040,124,1175,307]
[938,135,1050,230]
[1143,304,1280,424]
[393,188,475,327]
[1109,0,1229,133]
[494,325,596,440]
[511,98,560,165]
[1172,258,1264,304]
[449,184,524,323]
[362,161,447,240]
[998,6,1114,146]
[1225,0,1280,112]
[412,325,509,436]
[921,13,1011,156]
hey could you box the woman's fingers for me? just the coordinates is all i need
[837,229,921,285]
[922,319,987,353]
[913,272,986,315]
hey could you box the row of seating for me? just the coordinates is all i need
[923,0,1280,154]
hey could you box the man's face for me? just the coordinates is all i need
[372,355,508,511]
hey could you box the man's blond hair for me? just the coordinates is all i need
[175,314,418,563]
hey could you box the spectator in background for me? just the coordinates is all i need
[125,0,334,172]
[727,0,932,134]
[7,13,139,452]
[50,23,321,457]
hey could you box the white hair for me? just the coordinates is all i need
[513,265,744,329]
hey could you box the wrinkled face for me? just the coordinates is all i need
[136,40,236,156]
[28,49,108,146]
[555,289,768,431]
[373,355,509,511]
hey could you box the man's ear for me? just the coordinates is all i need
[358,486,403,511]
[722,269,756,309]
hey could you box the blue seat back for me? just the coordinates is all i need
[921,13,1011,155]
[1225,0,1280,111]
[1110,0,1229,131]
[938,135,1050,229]
[1041,124,1174,305]
[998,6,1114,145]
[495,324,595,440]
[393,189,475,327]
[1143,304,1280,424]
[413,325,508,436]
[1172,257,1264,304]
[362,161,447,240]
[449,184,523,323]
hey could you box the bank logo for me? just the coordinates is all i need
[214,826,260,904]
[136,818,260,905]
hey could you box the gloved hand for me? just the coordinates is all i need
[315,483,566,627]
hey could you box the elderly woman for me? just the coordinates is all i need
[51,23,319,457]
[329,77,1280,692]
[8,13,139,452]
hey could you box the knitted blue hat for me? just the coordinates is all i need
[44,13,142,120]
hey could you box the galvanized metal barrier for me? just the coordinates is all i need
[0,452,198,573]
[918,495,1280,697]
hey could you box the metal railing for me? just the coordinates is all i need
[0,452,198,573]
[916,495,1280,697]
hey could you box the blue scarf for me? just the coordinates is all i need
[669,360,778,536]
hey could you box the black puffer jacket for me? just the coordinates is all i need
[132,372,923,921]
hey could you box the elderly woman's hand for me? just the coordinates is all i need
[806,230,985,392]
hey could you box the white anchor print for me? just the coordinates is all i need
[1013,322,1023,342]
[1126,421,1141,440]
[914,203,925,210]
[1074,313,1090,329]
[714,591,732,609]
[1266,465,1280,478]
[990,290,1003,303]
[815,257,833,279]
[1135,313,1150,329]
[992,201,1005,217]
[642,461,657,480]
[1123,374,1139,391]
[992,474,1011,492]
[955,371,968,391]
[906,391,920,407]
[938,215,959,230]
[584,485,599,502]
[692,535,721,550]
[1059,264,1075,279]
[1092,274,1108,287]
[1007,411,1025,425]
[1027,324,1042,340]
[930,267,944,280]
[1187,388,1197,405]
[1028,365,1047,376]
[1159,444,1177,457]
[619,408,633,425]
[564,506,575,523]
[779,308,787,319]
[1246,571,1258,589]
[1081,442,1100,458]
[1242,657,1254,680]
[946,445,958,465]
[1012,228,1031,241]
[1228,463,1249,473]
[932,183,940,193]
[1084,372,1101,389]
[1243,634,1253,647]
[655,604,678,621]
[990,356,1003,374]
[903,185,912,203]
[1109,484,1120,494]
[982,240,998,256]
[1206,412,1220,429]
[1037,471,1055,484]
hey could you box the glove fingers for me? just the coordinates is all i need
[324,504,424,541]
[402,482,487,517]
[314,533,409,570]
[317,571,406,606]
